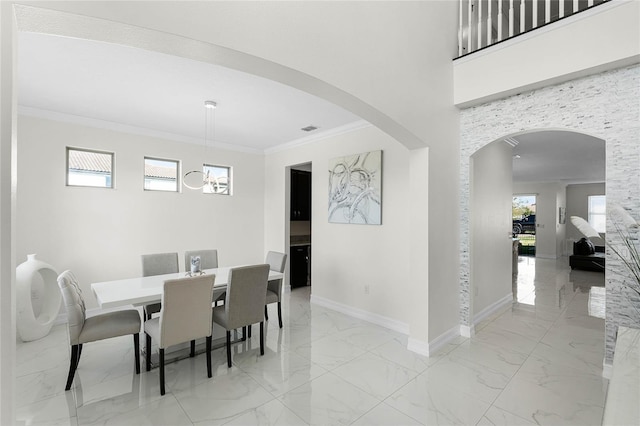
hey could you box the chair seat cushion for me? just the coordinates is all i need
[265,290,279,304]
[211,305,228,329]
[78,309,141,344]
[144,317,160,343]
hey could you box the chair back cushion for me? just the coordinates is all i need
[266,251,287,273]
[225,264,270,329]
[141,252,179,277]
[159,274,215,348]
[57,270,86,345]
[184,249,218,271]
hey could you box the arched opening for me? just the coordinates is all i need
[467,128,606,334]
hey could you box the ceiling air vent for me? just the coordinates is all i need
[301,125,319,132]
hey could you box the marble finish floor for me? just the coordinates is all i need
[16,257,608,425]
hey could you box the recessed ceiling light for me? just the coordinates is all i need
[513,154,521,159]
[301,125,318,132]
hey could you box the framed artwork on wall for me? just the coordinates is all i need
[328,150,382,225]
[559,206,566,224]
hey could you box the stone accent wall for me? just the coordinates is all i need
[459,64,640,364]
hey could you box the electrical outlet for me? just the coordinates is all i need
[364,284,370,295]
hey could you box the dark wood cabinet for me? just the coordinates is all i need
[290,170,311,221]
[290,245,310,287]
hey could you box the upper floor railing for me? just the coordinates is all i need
[457,0,611,57]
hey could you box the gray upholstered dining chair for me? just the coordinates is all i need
[264,251,287,328]
[141,252,179,320]
[212,264,269,368]
[184,249,225,305]
[57,270,141,391]
[184,249,218,271]
[144,274,215,395]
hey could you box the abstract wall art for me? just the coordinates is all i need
[328,150,382,225]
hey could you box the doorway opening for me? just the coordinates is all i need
[513,194,537,256]
[289,163,312,289]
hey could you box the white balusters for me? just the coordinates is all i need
[545,0,551,23]
[509,0,515,37]
[487,0,493,46]
[498,0,503,41]
[456,0,606,57]
[467,0,473,54]
[459,0,464,56]
[478,0,483,50]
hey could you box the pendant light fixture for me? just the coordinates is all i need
[183,100,217,190]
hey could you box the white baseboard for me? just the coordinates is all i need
[310,294,462,357]
[427,325,463,356]
[407,337,430,357]
[536,254,558,260]
[460,324,475,338]
[310,294,409,335]
[473,293,513,326]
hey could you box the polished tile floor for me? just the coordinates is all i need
[16,257,608,425]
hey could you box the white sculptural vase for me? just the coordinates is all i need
[16,254,61,342]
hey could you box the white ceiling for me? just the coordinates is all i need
[510,130,605,184]
[18,32,362,153]
[18,32,605,184]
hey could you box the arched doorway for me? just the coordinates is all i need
[459,65,640,369]
[468,129,606,334]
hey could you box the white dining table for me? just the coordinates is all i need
[91,266,284,309]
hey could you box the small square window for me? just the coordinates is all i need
[144,157,179,192]
[66,147,114,188]
[203,164,231,195]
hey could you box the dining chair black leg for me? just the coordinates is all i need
[248,324,252,338]
[264,305,269,320]
[259,321,264,356]
[226,331,232,368]
[65,344,80,391]
[242,326,247,341]
[159,348,165,395]
[190,340,196,357]
[145,333,152,372]
[277,302,283,328]
[78,344,83,363]
[133,333,140,374]
[206,336,212,378]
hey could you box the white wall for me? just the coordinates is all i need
[454,1,640,107]
[513,182,567,259]
[471,141,513,317]
[17,116,265,308]
[14,0,461,349]
[566,183,606,244]
[0,2,17,422]
[265,125,412,329]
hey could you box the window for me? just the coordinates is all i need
[66,147,114,188]
[144,157,179,192]
[588,195,606,233]
[203,164,231,195]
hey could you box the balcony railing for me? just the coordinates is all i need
[457,0,611,57]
